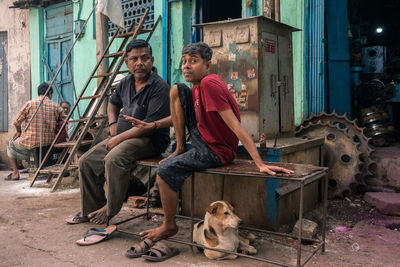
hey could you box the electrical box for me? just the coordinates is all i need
[194,16,299,140]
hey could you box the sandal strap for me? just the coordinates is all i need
[146,241,171,257]
[73,212,82,220]
[83,228,107,241]
[131,238,154,253]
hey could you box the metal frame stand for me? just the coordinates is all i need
[114,161,328,267]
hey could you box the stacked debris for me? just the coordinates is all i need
[360,105,397,147]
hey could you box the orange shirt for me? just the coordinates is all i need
[13,96,63,150]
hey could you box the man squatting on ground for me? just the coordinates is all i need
[6,83,63,181]
[67,39,170,225]
[125,42,294,242]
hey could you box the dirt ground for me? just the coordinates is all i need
[1,170,400,267]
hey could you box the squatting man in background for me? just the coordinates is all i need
[5,83,63,181]
[66,39,170,225]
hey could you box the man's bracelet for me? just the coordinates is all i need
[108,121,117,127]
[153,121,159,129]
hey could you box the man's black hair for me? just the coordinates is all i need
[126,39,152,55]
[38,82,53,96]
[60,101,71,107]
[182,42,212,62]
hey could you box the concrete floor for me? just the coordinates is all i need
[1,170,400,267]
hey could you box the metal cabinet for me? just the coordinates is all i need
[195,16,298,140]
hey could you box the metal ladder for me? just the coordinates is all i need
[30,8,161,192]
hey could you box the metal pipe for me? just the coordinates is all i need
[274,0,280,21]
[146,166,151,218]
[302,241,324,266]
[67,56,81,119]
[190,174,195,251]
[114,213,148,226]
[162,0,169,82]
[297,181,305,266]
[322,172,328,252]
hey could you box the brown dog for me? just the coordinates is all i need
[193,200,257,260]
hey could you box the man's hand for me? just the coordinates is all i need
[12,131,21,140]
[106,135,122,151]
[123,115,154,129]
[258,163,294,175]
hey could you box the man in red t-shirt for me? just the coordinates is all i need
[125,42,293,243]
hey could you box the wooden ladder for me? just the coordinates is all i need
[30,9,161,192]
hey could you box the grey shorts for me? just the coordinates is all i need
[7,138,30,160]
[157,83,222,192]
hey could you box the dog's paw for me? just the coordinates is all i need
[247,233,257,242]
[247,245,257,255]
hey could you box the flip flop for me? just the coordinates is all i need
[141,241,179,262]
[76,225,117,246]
[4,173,19,181]
[125,238,154,258]
[65,212,89,224]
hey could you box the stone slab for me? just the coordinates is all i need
[364,192,400,216]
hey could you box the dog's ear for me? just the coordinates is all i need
[206,202,221,215]
[223,201,234,212]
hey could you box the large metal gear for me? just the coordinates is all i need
[295,121,364,198]
[296,110,377,181]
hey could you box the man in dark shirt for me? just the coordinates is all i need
[66,39,170,225]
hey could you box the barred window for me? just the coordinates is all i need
[108,0,154,37]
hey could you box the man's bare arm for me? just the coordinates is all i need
[218,109,293,175]
[107,102,120,136]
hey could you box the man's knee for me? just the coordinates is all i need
[104,150,127,169]
[79,150,96,169]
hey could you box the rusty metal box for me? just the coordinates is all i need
[194,16,299,140]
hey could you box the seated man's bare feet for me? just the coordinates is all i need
[139,223,178,242]
[88,205,108,224]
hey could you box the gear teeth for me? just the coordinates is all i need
[296,118,365,198]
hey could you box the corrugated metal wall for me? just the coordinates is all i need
[306,0,326,117]
[326,0,351,116]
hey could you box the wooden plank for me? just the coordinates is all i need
[53,140,93,148]
[39,164,78,174]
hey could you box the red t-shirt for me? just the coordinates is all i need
[192,74,241,164]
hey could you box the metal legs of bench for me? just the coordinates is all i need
[114,166,328,267]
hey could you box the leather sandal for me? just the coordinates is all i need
[141,241,179,262]
[125,238,154,258]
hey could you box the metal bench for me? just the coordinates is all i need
[114,156,328,267]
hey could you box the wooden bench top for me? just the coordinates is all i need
[137,157,327,182]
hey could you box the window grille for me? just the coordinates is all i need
[108,0,154,37]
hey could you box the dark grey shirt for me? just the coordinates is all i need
[109,67,170,153]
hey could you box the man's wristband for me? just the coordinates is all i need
[153,121,159,129]
[108,121,117,127]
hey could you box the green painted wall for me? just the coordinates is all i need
[72,0,97,114]
[169,0,193,85]
[280,0,306,125]
[29,7,44,99]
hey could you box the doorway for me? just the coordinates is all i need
[193,0,242,42]
[44,1,74,105]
